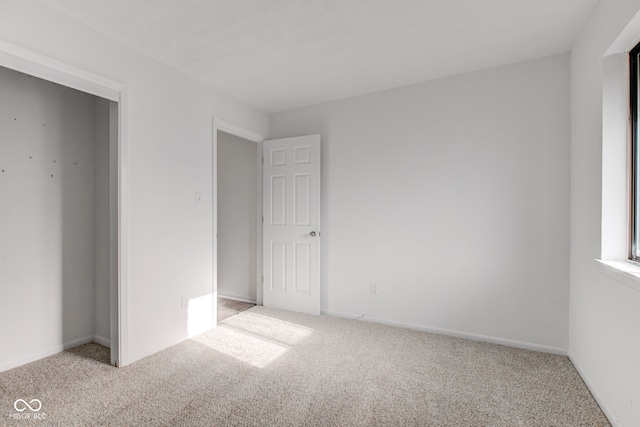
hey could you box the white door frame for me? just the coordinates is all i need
[212,118,265,320]
[0,40,130,367]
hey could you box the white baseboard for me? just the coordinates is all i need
[321,308,567,356]
[218,292,256,304]
[92,335,111,348]
[63,335,94,350]
[0,344,65,373]
[568,352,619,427]
[0,335,113,373]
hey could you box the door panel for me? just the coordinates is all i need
[294,173,310,225]
[271,175,286,225]
[271,241,287,291]
[263,135,320,315]
[294,242,310,294]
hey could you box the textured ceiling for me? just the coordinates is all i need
[38,0,598,113]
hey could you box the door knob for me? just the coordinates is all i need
[309,231,317,237]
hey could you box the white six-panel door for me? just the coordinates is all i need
[263,135,321,315]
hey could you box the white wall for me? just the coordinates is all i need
[0,0,269,367]
[570,1,640,426]
[270,53,571,352]
[0,67,103,369]
[217,131,258,303]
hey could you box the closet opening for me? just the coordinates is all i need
[0,65,120,369]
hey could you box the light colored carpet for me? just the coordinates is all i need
[0,307,609,426]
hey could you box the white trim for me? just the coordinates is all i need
[93,335,111,348]
[0,40,123,101]
[569,352,620,427]
[0,41,129,368]
[601,52,630,261]
[218,292,257,304]
[117,88,130,367]
[0,344,72,372]
[63,336,95,350]
[214,118,264,143]
[595,259,640,292]
[606,8,640,56]
[321,309,568,355]
[1,335,110,371]
[0,335,110,372]
[212,118,265,326]
[0,345,65,372]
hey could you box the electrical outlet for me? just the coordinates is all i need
[370,283,378,295]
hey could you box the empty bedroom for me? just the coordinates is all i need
[1,0,639,426]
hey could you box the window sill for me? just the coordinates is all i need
[595,259,640,292]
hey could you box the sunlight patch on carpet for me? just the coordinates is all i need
[222,312,314,346]
[196,326,289,368]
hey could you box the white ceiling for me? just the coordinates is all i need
[38,0,598,113]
